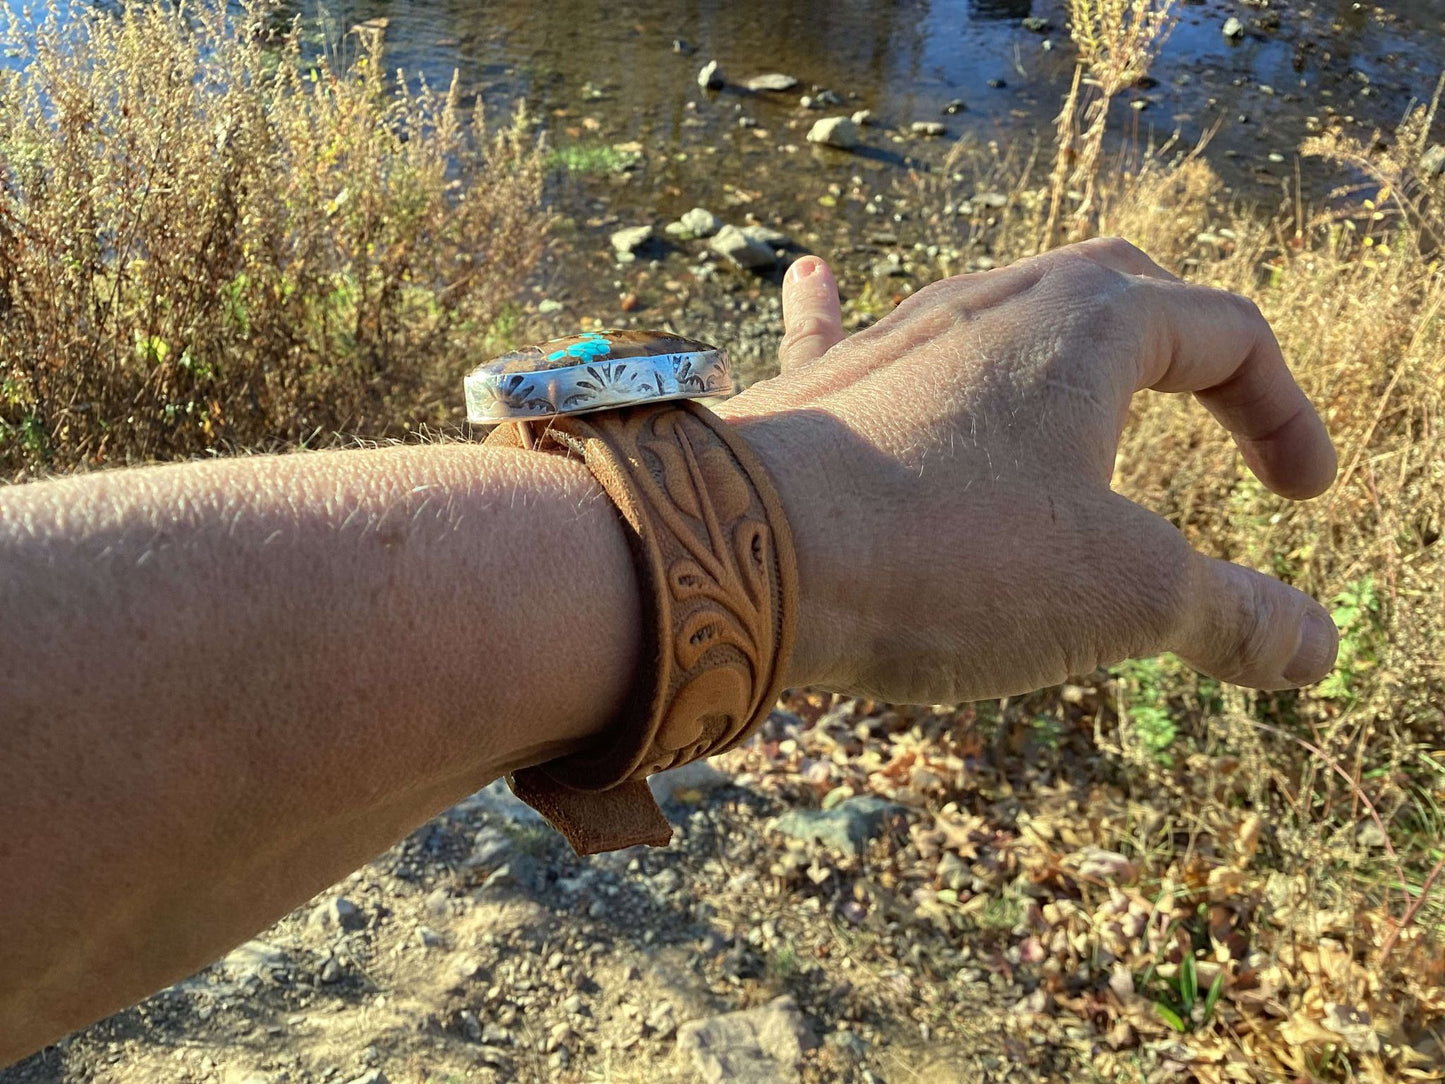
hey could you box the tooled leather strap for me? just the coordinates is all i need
[483,401,798,855]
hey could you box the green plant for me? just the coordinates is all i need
[1317,576,1383,702]
[546,141,640,175]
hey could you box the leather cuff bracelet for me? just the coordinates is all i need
[482,399,798,855]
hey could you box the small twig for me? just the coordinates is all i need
[1380,851,1445,965]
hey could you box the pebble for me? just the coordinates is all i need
[710,224,776,268]
[676,995,816,1084]
[310,896,365,932]
[746,73,798,92]
[610,225,653,255]
[1022,16,1052,32]
[805,116,859,149]
[537,298,564,315]
[942,99,966,115]
[772,796,907,855]
[649,758,731,802]
[469,826,512,868]
[341,1072,388,1084]
[680,206,722,237]
[1223,16,1245,39]
[697,60,724,90]
[910,121,946,137]
[850,109,874,127]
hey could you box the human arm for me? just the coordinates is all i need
[0,443,645,1062]
[0,238,1339,1065]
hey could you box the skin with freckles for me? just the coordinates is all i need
[0,238,1337,1065]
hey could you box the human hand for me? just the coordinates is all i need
[722,238,1339,705]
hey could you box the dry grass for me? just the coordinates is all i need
[0,0,548,480]
[918,10,1445,1075]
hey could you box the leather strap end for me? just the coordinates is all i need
[507,769,673,856]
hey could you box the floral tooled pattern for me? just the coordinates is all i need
[618,407,780,778]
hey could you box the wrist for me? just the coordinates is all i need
[724,409,857,691]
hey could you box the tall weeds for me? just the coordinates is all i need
[0,1,549,479]
[1044,0,1179,244]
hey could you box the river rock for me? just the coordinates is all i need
[1022,16,1052,33]
[943,99,966,115]
[1420,144,1445,177]
[741,223,789,247]
[650,759,730,802]
[710,224,776,268]
[676,995,817,1084]
[850,109,874,126]
[219,940,288,984]
[806,116,858,149]
[746,73,798,92]
[698,60,724,90]
[680,206,721,237]
[464,778,546,826]
[772,796,906,855]
[1222,16,1244,39]
[610,225,653,255]
[911,121,946,137]
[537,298,564,315]
[310,896,365,932]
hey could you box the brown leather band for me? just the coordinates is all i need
[483,401,798,855]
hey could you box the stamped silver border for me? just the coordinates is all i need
[465,347,732,423]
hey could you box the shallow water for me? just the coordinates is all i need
[299,0,1442,192]
[5,0,1443,375]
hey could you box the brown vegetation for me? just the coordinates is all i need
[913,0,1445,1076]
[0,0,548,481]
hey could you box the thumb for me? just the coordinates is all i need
[779,256,844,373]
[1171,551,1339,691]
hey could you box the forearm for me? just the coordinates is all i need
[0,443,640,1062]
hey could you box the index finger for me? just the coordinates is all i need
[1137,280,1337,500]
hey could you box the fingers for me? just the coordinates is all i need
[1170,549,1339,690]
[1104,494,1339,690]
[779,256,844,373]
[1136,278,1337,500]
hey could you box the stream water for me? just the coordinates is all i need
[6,0,1444,380]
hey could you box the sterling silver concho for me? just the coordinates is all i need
[465,329,732,424]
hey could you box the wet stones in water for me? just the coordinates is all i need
[851,109,874,126]
[1223,16,1245,39]
[746,73,799,92]
[772,795,907,855]
[1022,16,1052,33]
[800,89,842,110]
[664,206,721,241]
[672,38,696,55]
[910,121,946,137]
[806,116,859,149]
[943,99,967,115]
[987,78,1007,89]
[697,60,724,90]
[710,224,775,269]
[610,225,654,256]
